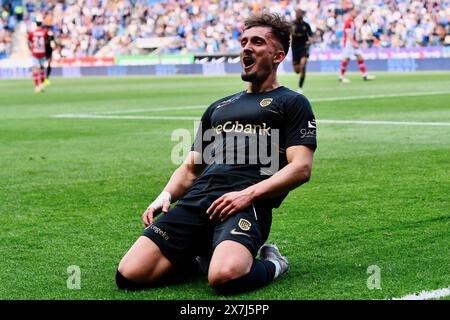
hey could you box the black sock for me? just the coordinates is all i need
[212,259,276,295]
[115,270,149,291]
[46,66,52,79]
[299,76,305,88]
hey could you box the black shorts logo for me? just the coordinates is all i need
[146,224,170,241]
[238,218,252,231]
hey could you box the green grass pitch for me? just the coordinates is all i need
[0,72,449,300]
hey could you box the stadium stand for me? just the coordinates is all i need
[0,1,13,59]
[0,0,449,59]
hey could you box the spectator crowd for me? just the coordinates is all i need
[0,0,449,59]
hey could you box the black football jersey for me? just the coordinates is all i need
[178,86,316,209]
[292,21,313,49]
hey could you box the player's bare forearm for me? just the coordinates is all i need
[142,151,204,226]
[248,161,311,199]
[163,151,204,201]
[245,145,314,201]
[207,145,314,221]
[163,165,198,201]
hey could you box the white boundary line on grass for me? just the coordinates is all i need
[94,105,206,115]
[50,114,450,126]
[71,90,450,115]
[319,119,450,126]
[309,90,450,102]
[392,287,450,300]
[51,114,200,120]
[50,90,450,125]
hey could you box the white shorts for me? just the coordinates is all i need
[342,46,362,59]
[32,56,48,68]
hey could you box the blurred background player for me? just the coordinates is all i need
[44,25,55,87]
[27,16,48,93]
[339,7,376,83]
[291,8,313,94]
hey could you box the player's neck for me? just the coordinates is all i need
[247,75,280,94]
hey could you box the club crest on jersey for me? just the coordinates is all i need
[259,98,273,108]
[238,219,252,231]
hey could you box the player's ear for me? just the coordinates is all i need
[273,50,285,64]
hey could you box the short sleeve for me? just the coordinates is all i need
[283,94,317,150]
[191,104,214,153]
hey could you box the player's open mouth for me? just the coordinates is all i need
[243,57,256,70]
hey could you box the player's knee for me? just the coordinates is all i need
[117,259,142,284]
[116,258,154,290]
[208,268,235,287]
[208,265,250,295]
[208,264,249,287]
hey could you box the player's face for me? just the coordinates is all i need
[240,26,285,83]
[295,9,304,21]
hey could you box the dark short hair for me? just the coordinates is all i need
[243,12,291,55]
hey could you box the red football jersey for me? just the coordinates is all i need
[343,17,356,48]
[28,27,48,58]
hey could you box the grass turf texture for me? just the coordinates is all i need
[0,72,449,300]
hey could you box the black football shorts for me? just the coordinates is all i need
[142,204,272,267]
[292,48,310,64]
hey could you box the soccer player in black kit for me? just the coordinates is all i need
[116,13,317,294]
[291,9,313,94]
[44,25,55,87]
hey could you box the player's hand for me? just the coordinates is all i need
[206,190,253,222]
[142,191,171,227]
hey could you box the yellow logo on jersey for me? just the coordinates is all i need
[238,219,252,231]
[260,98,273,108]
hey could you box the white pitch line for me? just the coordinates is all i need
[50,114,450,126]
[76,90,450,116]
[51,114,199,120]
[94,105,206,115]
[309,90,450,102]
[392,287,450,300]
[319,119,450,126]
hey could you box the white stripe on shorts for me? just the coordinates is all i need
[251,203,258,221]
